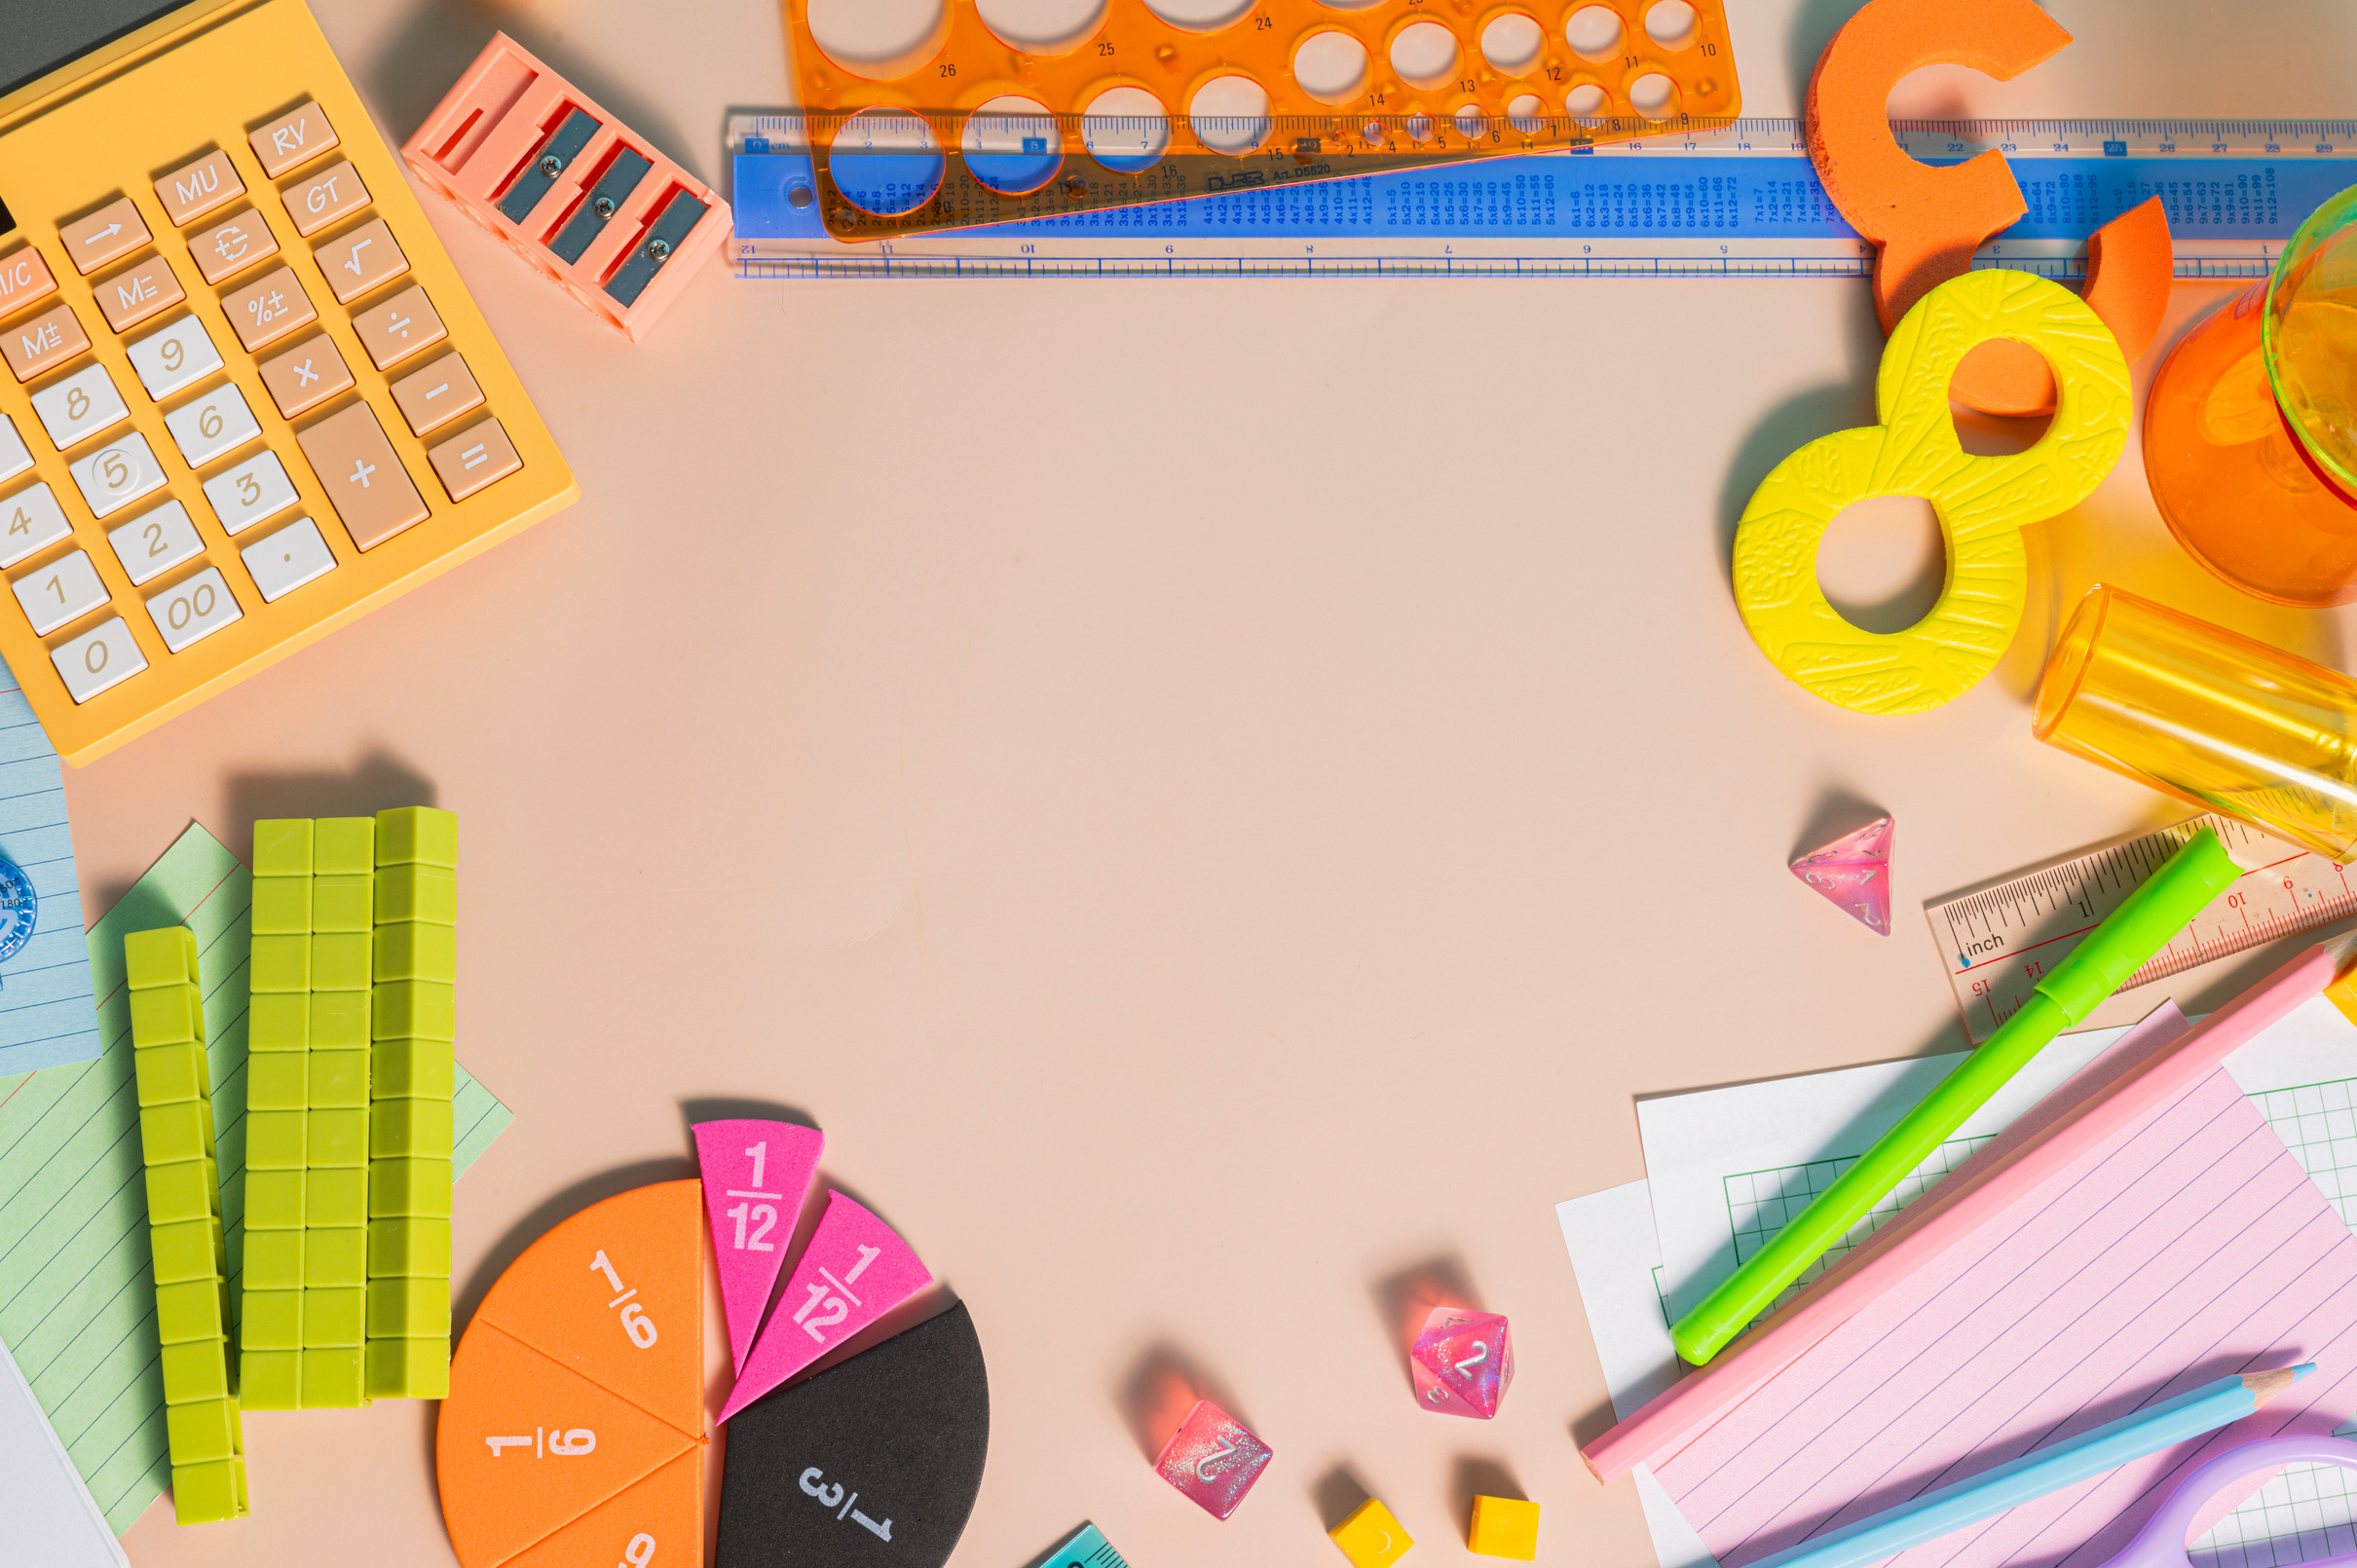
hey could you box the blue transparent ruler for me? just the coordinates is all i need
[730,115,2357,280]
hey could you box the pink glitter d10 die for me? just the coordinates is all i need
[1410,1307,1514,1419]
[1152,1398,1273,1519]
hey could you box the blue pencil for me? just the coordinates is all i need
[1745,1365,2314,1568]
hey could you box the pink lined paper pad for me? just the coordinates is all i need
[1655,1065,2357,1568]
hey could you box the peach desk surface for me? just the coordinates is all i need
[76,0,2357,1564]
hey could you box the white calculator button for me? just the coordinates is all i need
[14,549,110,635]
[200,449,297,535]
[51,616,145,702]
[69,431,166,518]
[125,315,222,402]
[106,499,205,586]
[240,516,335,602]
[0,415,29,483]
[30,362,128,450]
[143,567,242,653]
[163,381,259,468]
[0,483,72,569]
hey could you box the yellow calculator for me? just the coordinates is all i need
[0,0,577,765]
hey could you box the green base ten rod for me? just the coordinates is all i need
[1668,826,2241,1366]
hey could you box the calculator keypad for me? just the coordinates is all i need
[108,499,205,584]
[223,264,316,351]
[202,450,297,536]
[94,254,185,333]
[163,381,261,468]
[59,199,150,274]
[16,549,108,633]
[188,208,279,285]
[69,431,166,516]
[351,285,442,369]
[30,362,127,448]
[258,334,352,417]
[0,415,30,482]
[155,151,244,228]
[284,160,367,237]
[0,484,73,566]
[298,403,426,549]
[0,247,56,317]
[389,355,481,435]
[5,303,91,381]
[52,616,144,701]
[249,102,339,178]
[126,315,224,401]
[144,565,242,652]
[241,518,336,602]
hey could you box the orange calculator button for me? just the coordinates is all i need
[221,264,316,351]
[60,198,151,274]
[427,420,520,504]
[249,100,339,179]
[297,401,426,548]
[187,207,279,285]
[94,255,185,333]
[257,334,352,417]
[155,150,243,228]
[314,218,406,304]
[0,247,57,319]
[4,302,90,382]
[351,284,444,370]
[282,158,367,237]
[390,354,481,435]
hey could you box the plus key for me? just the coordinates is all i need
[296,403,427,550]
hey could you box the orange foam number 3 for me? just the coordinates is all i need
[1807,0,2173,415]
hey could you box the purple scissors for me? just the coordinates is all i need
[2103,1436,2357,1568]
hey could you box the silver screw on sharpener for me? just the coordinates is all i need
[539,154,563,177]
[648,238,671,262]
[594,196,617,218]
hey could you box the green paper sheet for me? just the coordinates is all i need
[0,822,509,1532]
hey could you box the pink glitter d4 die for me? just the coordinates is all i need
[1153,1398,1273,1519]
[1410,1306,1514,1419]
[1789,814,1894,935]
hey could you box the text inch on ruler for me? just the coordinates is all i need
[1924,813,2357,1043]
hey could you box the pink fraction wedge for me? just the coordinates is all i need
[692,1120,824,1374]
[717,1192,933,1423]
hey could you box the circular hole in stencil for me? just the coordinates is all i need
[1454,105,1486,139]
[1318,0,1385,10]
[1142,0,1256,29]
[1390,20,1461,89]
[1481,13,1544,74]
[788,184,815,209]
[962,95,1064,194]
[1643,0,1699,49]
[1403,112,1436,142]
[1564,82,1606,115]
[1190,75,1271,154]
[1628,71,1677,118]
[1564,5,1624,59]
[1508,93,1545,131]
[1816,495,1947,636]
[975,0,1105,53]
[1082,86,1174,172]
[830,108,947,214]
[1294,30,1370,104]
[807,0,951,79]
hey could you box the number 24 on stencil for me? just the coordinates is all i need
[588,1250,659,1349]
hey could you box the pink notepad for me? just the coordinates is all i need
[1656,1064,2357,1568]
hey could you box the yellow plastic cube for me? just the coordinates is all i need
[1330,1497,1414,1567]
[1469,1496,1539,1560]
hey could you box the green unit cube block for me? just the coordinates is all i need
[365,1276,450,1338]
[375,806,456,868]
[243,1171,303,1229]
[309,991,370,1051]
[149,1217,221,1285]
[145,1158,217,1225]
[240,1288,301,1350]
[130,984,201,1046]
[373,981,454,1041]
[248,934,310,993]
[249,876,312,935]
[139,1101,211,1166]
[375,863,457,925]
[154,1279,224,1344]
[373,921,455,983]
[311,874,374,933]
[311,932,371,991]
[251,819,314,877]
[165,1398,237,1464]
[368,1158,453,1218]
[373,1038,455,1099]
[308,1108,367,1167]
[160,1339,231,1404]
[300,1347,365,1407]
[306,1167,366,1225]
[245,1053,306,1110]
[171,1457,244,1524]
[308,1049,369,1108]
[243,1110,305,1171]
[313,817,375,876]
[303,1288,364,1347]
[133,1041,206,1106]
[243,1228,302,1289]
[369,1218,452,1278]
[370,1098,453,1158]
[124,925,197,989]
[246,992,308,1051]
[365,1337,449,1400]
[304,1226,366,1288]
[238,1350,300,1410]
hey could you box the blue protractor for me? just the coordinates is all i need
[0,857,38,966]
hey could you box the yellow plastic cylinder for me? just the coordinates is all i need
[2033,584,2357,862]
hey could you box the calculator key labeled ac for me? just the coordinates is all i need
[108,499,205,585]
[0,245,57,317]
[70,431,167,517]
[202,449,298,535]
[126,315,223,401]
[0,483,74,568]
[145,567,242,653]
[51,616,144,703]
[31,361,128,448]
[15,549,110,635]
[241,517,337,602]
[165,381,261,467]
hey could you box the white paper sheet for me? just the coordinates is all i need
[0,1332,128,1568]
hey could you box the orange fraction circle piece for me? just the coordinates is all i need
[436,1180,709,1568]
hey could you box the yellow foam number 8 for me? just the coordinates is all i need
[1732,269,2130,716]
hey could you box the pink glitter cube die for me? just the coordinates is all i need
[1152,1398,1273,1519]
[1410,1307,1514,1418]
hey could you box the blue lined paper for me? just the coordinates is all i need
[0,657,98,1074]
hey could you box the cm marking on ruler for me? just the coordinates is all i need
[1926,815,2357,1043]
[731,115,2357,279]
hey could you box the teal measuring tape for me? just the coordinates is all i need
[730,115,2357,279]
